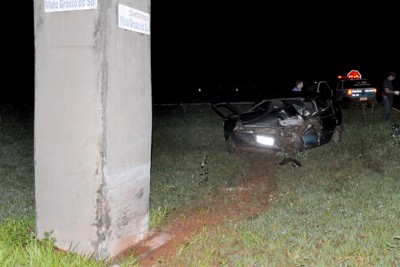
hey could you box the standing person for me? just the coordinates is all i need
[382,72,399,121]
[292,80,304,92]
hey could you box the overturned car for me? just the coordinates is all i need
[212,92,342,154]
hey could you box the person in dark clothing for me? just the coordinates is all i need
[382,72,398,121]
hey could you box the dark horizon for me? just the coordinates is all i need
[5,2,399,104]
[150,3,399,103]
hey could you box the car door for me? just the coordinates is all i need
[314,97,340,138]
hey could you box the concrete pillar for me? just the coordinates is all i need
[34,0,151,259]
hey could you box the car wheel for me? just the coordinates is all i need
[331,125,341,143]
[223,130,230,140]
[227,136,239,154]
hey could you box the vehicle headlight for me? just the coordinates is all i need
[256,135,275,146]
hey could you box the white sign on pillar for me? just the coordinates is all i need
[44,0,97,12]
[118,4,150,35]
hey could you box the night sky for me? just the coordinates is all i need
[6,2,398,104]
[151,3,399,103]
[3,1,34,104]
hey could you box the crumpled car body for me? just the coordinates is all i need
[212,93,342,154]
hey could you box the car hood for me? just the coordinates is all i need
[239,105,303,128]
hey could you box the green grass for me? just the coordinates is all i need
[149,103,259,228]
[1,102,400,266]
[150,103,400,266]
[0,105,35,221]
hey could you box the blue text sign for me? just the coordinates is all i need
[118,4,150,35]
[44,0,97,12]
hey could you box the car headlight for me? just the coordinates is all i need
[256,135,275,146]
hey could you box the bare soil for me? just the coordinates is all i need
[124,154,280,266]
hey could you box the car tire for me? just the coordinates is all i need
[223,130,230,140]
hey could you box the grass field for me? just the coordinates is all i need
[1,102,399,266]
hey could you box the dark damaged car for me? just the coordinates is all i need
[212,92,342,154]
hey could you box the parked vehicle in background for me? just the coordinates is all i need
[303,80,333,97]
[212,91,342,155]
[336,70,377,109]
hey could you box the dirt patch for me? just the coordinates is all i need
[122,154,281,266]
